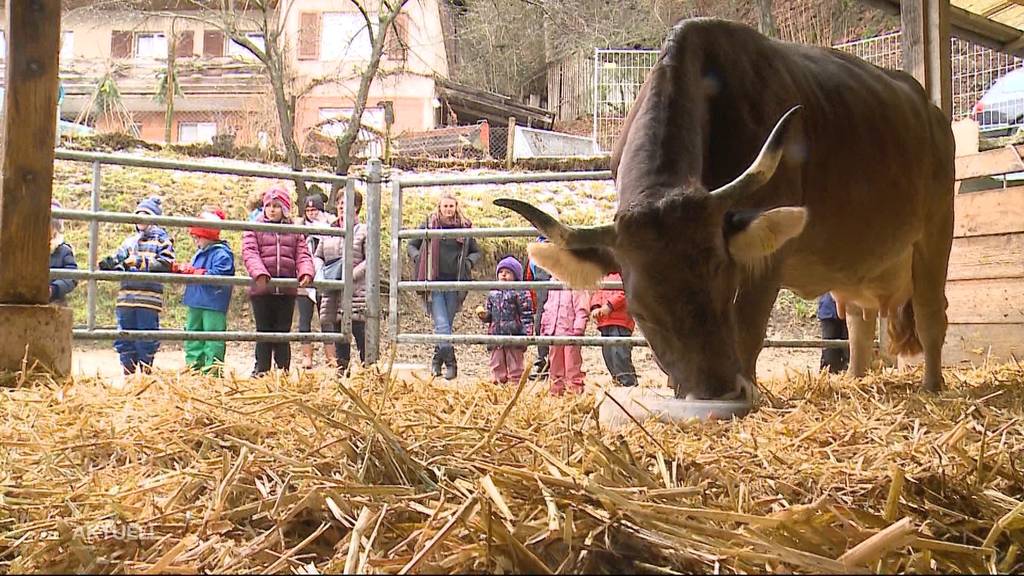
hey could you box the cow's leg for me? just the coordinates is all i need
[845,304,877,378]
[733,277,781,384]
[912,207,954,392]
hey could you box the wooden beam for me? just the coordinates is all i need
[953,185,1024,237]
[946,278,1024,324]
[948,233,1024,281]
[0,0,62,304]
[901,0,952,119]
[943,322,1024,363]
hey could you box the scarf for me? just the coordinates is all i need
[416,210,472,282]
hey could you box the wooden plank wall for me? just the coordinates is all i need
[945,147,1024,364]
[547,52,593,123]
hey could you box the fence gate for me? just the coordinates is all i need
[387,170,850,354]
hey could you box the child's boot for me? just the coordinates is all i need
[431,347,443,377]
[444,349,458,380]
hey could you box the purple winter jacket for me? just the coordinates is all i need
[241,216,315,297]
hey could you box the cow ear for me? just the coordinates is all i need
[727,207,807,270]
[528,242,618,289]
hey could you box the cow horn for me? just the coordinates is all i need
[711,105,803,202]
[494,198,617,248]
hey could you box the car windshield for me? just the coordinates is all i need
[981,68,1024,101]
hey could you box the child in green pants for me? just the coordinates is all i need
[174,209,235,375]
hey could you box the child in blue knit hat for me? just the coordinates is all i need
[476,255,534,384]
[99,196,176,374]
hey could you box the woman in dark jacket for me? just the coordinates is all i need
[407,193,481,379]
[49,200,78,305]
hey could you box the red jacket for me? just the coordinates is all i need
[590,273,635,331]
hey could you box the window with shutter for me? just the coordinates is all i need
[175,31,194,58]
[298,12,321,60]
[384,13,409,61]
[111,30,132,59]
[203,30,225,57]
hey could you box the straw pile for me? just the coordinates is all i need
[2,359,1022,574]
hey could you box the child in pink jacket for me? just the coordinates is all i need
[242,187,315,376]
[540,282,590,395]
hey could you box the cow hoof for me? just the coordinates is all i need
[597,386,754,431]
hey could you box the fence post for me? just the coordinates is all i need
[87,161,101,330]
[388,179,402,345]
[592,47,600,151]
[479,120,491,159]
[341,177,355,341]
[365,158,383,363]
[506,116,516,169]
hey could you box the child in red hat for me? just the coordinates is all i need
[173,207,236,375]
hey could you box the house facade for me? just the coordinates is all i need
[2,0,450,150]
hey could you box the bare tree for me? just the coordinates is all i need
[139,0,408,199]
[331,0,411,176]
[757,0,777,38]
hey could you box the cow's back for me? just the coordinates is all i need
[628,19,955,294]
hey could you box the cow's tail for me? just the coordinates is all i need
[886,300,923,357]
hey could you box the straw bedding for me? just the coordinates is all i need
[1,358,1022,574]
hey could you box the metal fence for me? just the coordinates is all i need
[590,33,1024,151]
[50,150,384,362]
[387,171,851,350]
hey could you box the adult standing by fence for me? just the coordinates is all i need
[295,186,334,369]
[407,193,481,379]
[317,189,367,376]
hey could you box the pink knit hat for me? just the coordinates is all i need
[262,187,292,213]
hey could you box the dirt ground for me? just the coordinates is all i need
[71,291,824,388]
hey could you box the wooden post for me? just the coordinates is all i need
[506,116,516,170]
[901,0,952,120]
[479,120,491,159]
[0,0,63,304]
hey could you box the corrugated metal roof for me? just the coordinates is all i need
[955,0,1024,31]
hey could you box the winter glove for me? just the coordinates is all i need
[98,256,118,271]
[171,262,203,275]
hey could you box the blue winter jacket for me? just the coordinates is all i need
[49,239,78,305]
[817,292,840,321]
[182,241,236,313]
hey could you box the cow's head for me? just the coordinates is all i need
[496,106,807,401]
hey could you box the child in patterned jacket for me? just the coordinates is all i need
[476,255,534,384]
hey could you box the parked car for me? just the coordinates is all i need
[972,67,1024,138]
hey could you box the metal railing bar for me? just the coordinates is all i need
[398,280,621,291]
[397,226,546,240]
[51,269,348,290]
[397,170,612,188]
[73,330,351,342]
[395,334,855,349]
[53,208,345,237]
[55,148,350,186]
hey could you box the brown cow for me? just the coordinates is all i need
[497,18,954,404]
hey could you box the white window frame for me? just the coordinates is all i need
[319,107,385,137]
[135,32,168,59]
[179,121,218,144]
[320,12,375,61]
[228,32,265,58]
[0,31,6,61]
[60,31,74,61]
